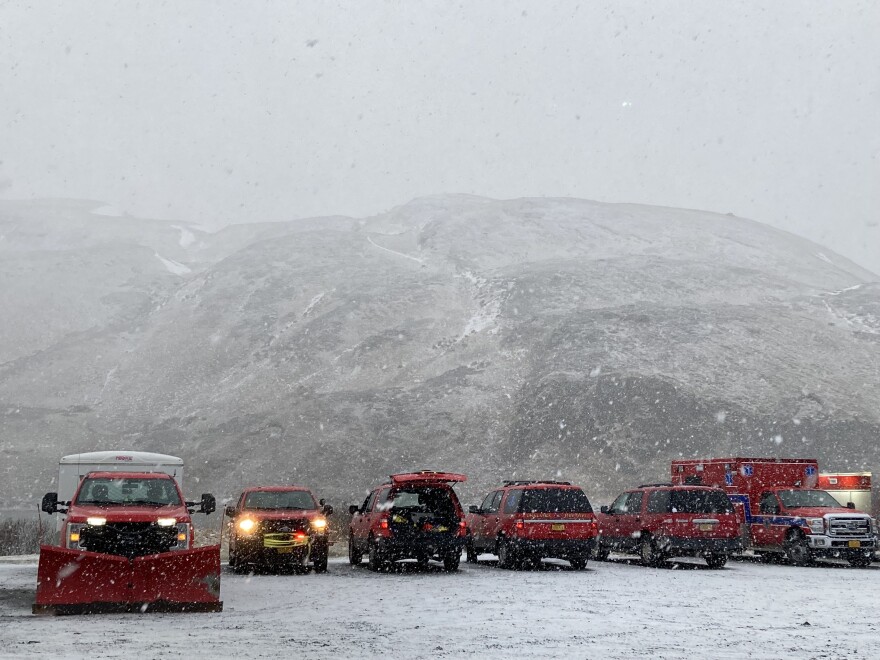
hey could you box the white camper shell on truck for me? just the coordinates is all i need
[54,451,184,532]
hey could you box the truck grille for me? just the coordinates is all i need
[80,522,177,558]
[827,516,871,538]
[261,519,308,534]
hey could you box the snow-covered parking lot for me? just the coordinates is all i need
[1,555,878,659]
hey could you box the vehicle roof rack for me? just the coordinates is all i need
[637,483,674,488]
[502,480,572,486]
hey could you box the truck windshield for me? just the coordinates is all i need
[244,490,317,510]
[778,489,842,509]
[669,490,734,514]
[75,477,181,506]
[518,488,593,514]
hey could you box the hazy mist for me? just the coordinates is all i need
[1,1,878,270]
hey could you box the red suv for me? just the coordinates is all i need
[465,481,597,569]
[595,484,742,568]
[348,471,468,571]
[225,486,334,574]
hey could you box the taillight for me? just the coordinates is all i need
[514,519,524,532]
[377,514,390,535]
[458,520,467,537]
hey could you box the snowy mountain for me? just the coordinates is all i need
[1,196,878,509]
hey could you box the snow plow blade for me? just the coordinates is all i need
[33,545,222,615]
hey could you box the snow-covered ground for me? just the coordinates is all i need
[1,555,878,659]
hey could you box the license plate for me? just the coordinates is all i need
[848,540,861,548]
[551,524,565,531]
[276,547,294,554]
[698,524,714,532]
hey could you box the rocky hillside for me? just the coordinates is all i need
[1,196,878,510]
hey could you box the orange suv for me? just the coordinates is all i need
[595,484,742,568]
[465,481,597,569]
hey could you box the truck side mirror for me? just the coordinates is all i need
[41,492,58,514]
[323,503,334,516]
[600,505,609,514]
[349,504,360,515]
[200,493,216,515]
[224,505,236,518]
[468,505,480,514]
[847,502,856,510]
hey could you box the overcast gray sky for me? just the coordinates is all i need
[1,1,878,271]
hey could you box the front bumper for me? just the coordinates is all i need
[507,537,596,559]
[234,534,327,563]
[807,534,875,557]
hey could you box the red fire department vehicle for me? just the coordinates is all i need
[671,458,876,567]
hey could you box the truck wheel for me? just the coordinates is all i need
[313,551,329,573]
[443,550,461,571]
[367,538,386,572]
[496,539,518,569]
[592,542,610,562]
[848,554,872,568]
[569,556,588,570]
[466,540,479,564]
[348,534,363,566]
[639,535,663,567]
[705,553,727,569]
[783,532,813,566]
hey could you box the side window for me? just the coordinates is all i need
[608,492,630,515]
[489,490,504,513]
[646,490,670,514]
[503,489,522,514]
[625,492,644,514]
[759,492,779,514]
[480,490,498,512]
[375,487,392,511]
[364,489,380,513]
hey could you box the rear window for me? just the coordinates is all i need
[668,490,733,514]
[385,486,458,516]
[518,488,593,514]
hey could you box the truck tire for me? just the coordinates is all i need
[705,553,727,569]
[848,554,873,568]
[592,542,610,562]
[313,551,329,573]
[639,534,663,567]
[348,534,363,566]
[465,540,479,564]
[783,531,813,566]
[496,538,518,570]
[443,550,461,571]
[569,556,588,570]
[367,537,386,572]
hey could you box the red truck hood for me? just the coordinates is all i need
[67,504,189,523]
[238,510,320,521]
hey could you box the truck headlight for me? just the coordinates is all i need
[237,518,257,534]
[310,517,328,532]
[157,517,177,527]
[806,518,824,534]
[872,519,879,536]
[86,517,106,526]
[174,522,191,549]
[67,523,85,549]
